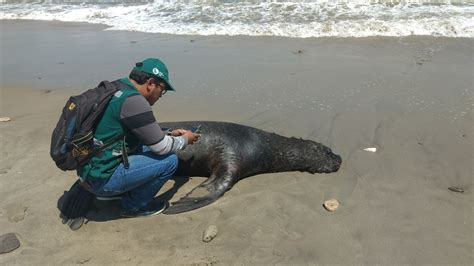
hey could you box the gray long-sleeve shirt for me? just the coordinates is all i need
[119,93,187,154]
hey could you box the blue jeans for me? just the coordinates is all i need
[88,145,178,211]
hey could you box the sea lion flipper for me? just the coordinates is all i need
[163,182,224,214]
[163,182,225,214]
[164,169,235,214]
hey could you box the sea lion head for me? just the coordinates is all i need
[307,143,342,174]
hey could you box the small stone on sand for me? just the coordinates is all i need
[448,186,464,193]
[202,225,218,242]
[0,233,20,254]
[323,199,340,212]
[0,117,11,122]
[292,49,304,55]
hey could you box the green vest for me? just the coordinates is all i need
[78,78,141,181]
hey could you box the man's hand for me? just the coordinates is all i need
[183,130,200,145]
[171,129,200,145]
[170,129,187,136]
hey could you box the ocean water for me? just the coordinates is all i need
[0,0,473,38]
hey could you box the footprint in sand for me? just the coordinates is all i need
[414,48,435,65]
[5,204,28,222]
[291,49,305,55]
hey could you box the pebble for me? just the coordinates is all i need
[0,117,11,122]
[202,225,218,242]
[323,199,340,212]
[0,233,20,254]
[448,186,464,193]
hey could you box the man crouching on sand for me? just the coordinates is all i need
[78,58,200,218]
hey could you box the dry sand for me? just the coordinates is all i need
[0,20,473,265]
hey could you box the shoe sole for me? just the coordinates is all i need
[96,196,122,201]
[120,205,167,218]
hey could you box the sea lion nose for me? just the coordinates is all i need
[319,147,342,173]
[333,154,342,170]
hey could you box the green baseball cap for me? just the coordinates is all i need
[133,58,175,91]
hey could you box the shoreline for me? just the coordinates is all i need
[3,19,474,40]
[1,19,473,264]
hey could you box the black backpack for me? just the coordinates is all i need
[50,80,125,171]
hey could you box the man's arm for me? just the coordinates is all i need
[120,94,187,155]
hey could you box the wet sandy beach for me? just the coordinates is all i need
[0,20,472,264]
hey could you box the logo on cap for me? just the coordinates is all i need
[152,68,165,78]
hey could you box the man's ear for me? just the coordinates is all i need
[145,78,155,92]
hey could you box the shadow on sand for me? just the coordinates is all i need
[56,176,191,230]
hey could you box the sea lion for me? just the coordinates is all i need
[160,121,342,214]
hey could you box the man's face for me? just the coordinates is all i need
[146,79,167,105]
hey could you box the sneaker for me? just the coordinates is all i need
[121,201,167,218]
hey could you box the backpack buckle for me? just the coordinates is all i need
[72,146,91,157]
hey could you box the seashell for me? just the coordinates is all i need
[202,225,218,242]
[363,147,377,152]
[323,199,340,212]
[0,117,11,122]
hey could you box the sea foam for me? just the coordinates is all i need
[1,0,473,37]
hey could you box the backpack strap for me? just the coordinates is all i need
[84,133,123,159]
[111,79,136,92]
[91,79,137,169]
[111,79,137,170]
